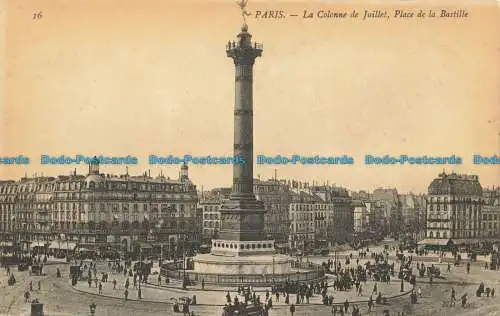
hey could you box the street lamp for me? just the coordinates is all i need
[272,253,276,275]
[182,235,187,289]
[89,302,96,316]
[156,219,164,262]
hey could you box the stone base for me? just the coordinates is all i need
[193,253,291,275]
[163,253,325,285]
[210,239,275,256]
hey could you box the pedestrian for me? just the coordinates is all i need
[451,288,456,306]
[290,303,295,315]
[113,279,117,289]
[332,304,338,315]
[492,288,495,297]
[38,280,41,291]
[124,289,129,300]
[98,282,102,295]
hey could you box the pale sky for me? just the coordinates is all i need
[0,0,499,193]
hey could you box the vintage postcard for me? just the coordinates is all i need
[0,0,498,315]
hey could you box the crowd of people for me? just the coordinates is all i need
[3,242,497,316]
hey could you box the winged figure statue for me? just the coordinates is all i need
[236,0,252,23]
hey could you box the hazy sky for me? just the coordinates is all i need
[0,0,499,193]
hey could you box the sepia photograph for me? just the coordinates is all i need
[0,0,499,315]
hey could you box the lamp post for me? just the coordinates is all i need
[156,220,163,263]
[182,235,187,289]
[272,253,276,275]
[334,250,338,274]
[89,302,96,316]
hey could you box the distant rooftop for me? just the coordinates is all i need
[428,172,482,196]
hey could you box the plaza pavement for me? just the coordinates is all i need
[2,245,499,316]
[328,245,491,264]
[71,248,500,315]
[73,256,413,308]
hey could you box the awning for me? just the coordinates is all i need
[30,241,47,248]
[452,239,481,245]
[77,248,97,252]
[478,238,500,243]
[417,238,452,246]
[78,243,108,247]
[275,243,290,248]
[48,241,77,250]
[0,241,13,247]
[140,243,153,249]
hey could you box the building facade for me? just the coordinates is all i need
[0,181,16,235]
[482,205,500,238]
[200,199,222,241]
[372,188,402,235]
[353,200,368,233]
[400,193,427,236]
[483,187,500,206]
[289,191,315,251]
[0,159,199,258]
[254,179,291,251]
[426,172,483,241]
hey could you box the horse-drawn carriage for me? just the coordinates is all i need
[369,262,391,282]
[134,261,153,275]
[273,281,302,294]
[31,264,43,276]
[18,263,29,272]
[398,268,412,282]
[70,265,82,279]
[7,274,16,286]
[427,266,441,277]
[171,296,193,314]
